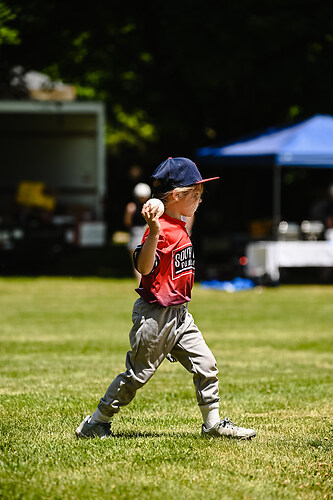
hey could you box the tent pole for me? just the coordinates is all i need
[273,165,281,240]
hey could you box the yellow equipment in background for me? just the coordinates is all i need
[16,182,55,211]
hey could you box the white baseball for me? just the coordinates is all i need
[146,198,164,217]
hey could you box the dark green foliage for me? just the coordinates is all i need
[1,1,333,162]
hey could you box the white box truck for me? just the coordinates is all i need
[0,100,107,269]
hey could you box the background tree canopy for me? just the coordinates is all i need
[1,0,333,167]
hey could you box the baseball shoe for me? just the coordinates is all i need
[201,417,256,440]
[75,415,112,439]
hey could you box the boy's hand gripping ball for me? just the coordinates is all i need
[146,198,164,218]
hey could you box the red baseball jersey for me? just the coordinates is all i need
[133,213,195,306]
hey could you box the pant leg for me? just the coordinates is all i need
[169,309,220,407]
[98,298,186,417]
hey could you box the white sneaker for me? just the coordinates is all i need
[202,417,256,440]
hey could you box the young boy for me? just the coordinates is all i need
[76,157,256,440]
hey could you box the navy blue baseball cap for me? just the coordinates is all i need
[151,157,219,191]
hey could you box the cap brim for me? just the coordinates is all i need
[195,177,220,184]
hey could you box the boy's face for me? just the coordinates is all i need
[177,186,203,217]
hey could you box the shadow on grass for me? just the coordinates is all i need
[111,430,200,439]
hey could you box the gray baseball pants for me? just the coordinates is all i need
[97,297,219,418]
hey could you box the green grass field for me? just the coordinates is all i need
[0,277,332,499]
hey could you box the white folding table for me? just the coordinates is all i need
[245,241,333,281]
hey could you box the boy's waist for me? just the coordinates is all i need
[134,294,188,310]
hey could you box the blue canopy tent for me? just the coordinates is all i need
[196,114,333,233]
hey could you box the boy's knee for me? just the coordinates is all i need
[200,352,218,378]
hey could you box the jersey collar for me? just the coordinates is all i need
[161,213,186,227]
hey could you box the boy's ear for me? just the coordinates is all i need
[171,189,179,201]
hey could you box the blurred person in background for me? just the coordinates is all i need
[124,182,151,281]
[310,183,333,229]
[324,183,333,230]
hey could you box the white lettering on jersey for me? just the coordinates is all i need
[172,243,195,280]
